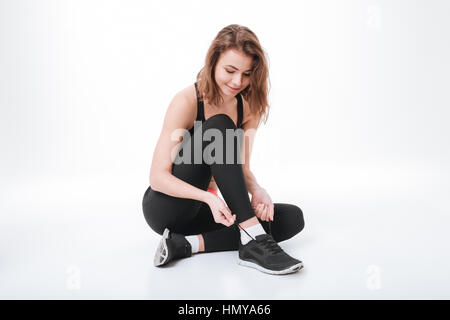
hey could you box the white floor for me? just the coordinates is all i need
[1,161,450,299]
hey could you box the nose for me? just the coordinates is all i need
[231,74,242,87]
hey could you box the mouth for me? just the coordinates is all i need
[226,85,241,92]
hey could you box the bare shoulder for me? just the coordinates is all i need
[172,83,197,110]
[165,84,197,129]
[179,83,197,106]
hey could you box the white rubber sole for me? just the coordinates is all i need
[237,258,303,275]
[154,228,170,266]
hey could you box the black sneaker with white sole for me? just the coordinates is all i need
[238,233,303,275]
[154,228,192,267]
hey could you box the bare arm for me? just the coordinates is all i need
[240,109,263,195]
[240,109,275,221]
[243,168,262,194]
[149,88,210,203]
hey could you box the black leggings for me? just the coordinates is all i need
[142,114,305,252]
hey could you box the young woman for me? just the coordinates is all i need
[142,24,305,275]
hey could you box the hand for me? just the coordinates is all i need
[205,192,236,227]
[251,188,274,222]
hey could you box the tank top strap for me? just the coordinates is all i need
[236,93,244,128]
[194,82,205,121]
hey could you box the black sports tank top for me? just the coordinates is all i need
[188,82,243,135]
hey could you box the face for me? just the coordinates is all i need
[214,49,253,99]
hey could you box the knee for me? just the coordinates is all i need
[143,211,165,235]
[272,204,305,243]
[204,113,236,131]
[291,205,305,236]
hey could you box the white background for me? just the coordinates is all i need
[1,0,449,299]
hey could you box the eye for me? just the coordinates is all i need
[226,70,251,77]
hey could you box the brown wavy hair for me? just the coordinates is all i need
[196,24,271,126]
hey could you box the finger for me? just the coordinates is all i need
[266,205,271,221]
[228,209,236,222]
[226,208,235,223]
[259,205,265,220]
[254,204,260,216]
[264,205,270,221]
[221,208,234,224]
[256,204,263,218]
[261,205,268,221]
[258,203,264,213]
[220,207,231,219]
[219,211,231,226]
[219,213,232,227]
[266,203,271,221]
[264,205,271,222]
[222,219,232,227]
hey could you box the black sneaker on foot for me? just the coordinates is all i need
[154,228,192,267]
[238,234,303,275]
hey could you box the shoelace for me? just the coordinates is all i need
[236,221,280,253]
[258,236,283,254]
[236,221,272,240]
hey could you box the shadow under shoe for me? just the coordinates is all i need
[154,228,192,267]
[238,233,303,275]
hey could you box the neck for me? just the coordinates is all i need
[223,94,236,104]
[206,94,236,110]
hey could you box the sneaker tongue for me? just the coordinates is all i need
[255,234,271,242]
